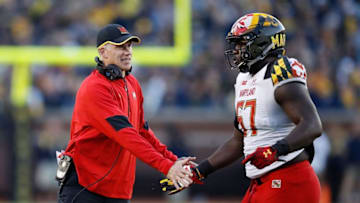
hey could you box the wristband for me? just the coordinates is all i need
[197,160,216,178]
[272,139,290,156]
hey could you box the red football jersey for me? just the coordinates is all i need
[64,70,177,199]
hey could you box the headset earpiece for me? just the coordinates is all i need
[103,64,122,80]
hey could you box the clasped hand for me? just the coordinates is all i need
[161,157,203,195]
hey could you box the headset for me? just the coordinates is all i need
[95,56,124,80]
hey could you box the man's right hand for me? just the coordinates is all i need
[166,157,196,189]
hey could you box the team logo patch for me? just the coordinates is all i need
[291,60,306,79]
[118,26,129,34]
[271,179,281,188]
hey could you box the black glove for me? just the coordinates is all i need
[160,178,185,195]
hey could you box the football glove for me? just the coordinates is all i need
[242,146,280,169]
[242,140,290,169]
[160,178,185,195]
[160,165,204,195]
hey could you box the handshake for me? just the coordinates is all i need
[159,140,290,195]
[160,159,204,195]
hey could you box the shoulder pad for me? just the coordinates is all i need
[270,57,307,86]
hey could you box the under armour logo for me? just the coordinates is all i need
[263,149,272,158]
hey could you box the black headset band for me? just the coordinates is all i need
[95,56,130,81]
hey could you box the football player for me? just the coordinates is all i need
[161,13,322,203]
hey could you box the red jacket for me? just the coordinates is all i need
[64,70,177,199]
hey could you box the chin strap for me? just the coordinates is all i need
[236,62,249,73]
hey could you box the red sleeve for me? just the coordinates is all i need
[137,87,178,162]
[83,81,174,175]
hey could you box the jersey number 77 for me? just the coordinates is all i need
[236,99,257,137]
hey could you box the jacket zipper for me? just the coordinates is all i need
[123,78,131,117]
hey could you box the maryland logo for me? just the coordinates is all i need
[270,57,306,85]
[231,13,280,36]
[291,60,307,79]
[117,26,129,34]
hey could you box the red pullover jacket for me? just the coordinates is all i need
[64,70,177,199]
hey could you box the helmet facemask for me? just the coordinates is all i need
[225,35,252,73]
[225,32,274,73]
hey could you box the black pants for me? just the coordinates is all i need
[58,163,130,203]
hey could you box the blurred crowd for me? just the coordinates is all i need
[1,0,360,202]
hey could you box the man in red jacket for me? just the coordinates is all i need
[57,24,194,203]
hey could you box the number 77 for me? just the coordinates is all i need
[236,99,257,137]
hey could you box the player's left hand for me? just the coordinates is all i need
[241,146,279,169]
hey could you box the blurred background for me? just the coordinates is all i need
[0,0,360,202]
